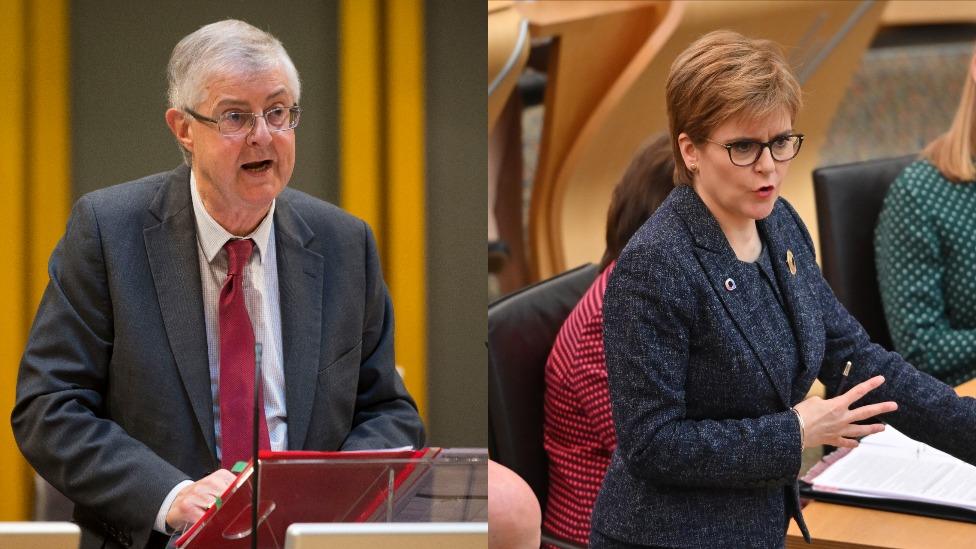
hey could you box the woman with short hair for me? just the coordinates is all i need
[590,30,976,548]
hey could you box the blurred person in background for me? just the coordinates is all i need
[542,133,674,546]
[489,459,541,549]
[875,43,976,386]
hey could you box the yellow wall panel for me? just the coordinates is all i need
[0,0,70,520]
[385,0,427,421]
[340,0,383,236]
[340,0,428,421]
[29,0,71,307]
[0,0,31,521]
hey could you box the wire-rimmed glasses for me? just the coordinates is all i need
[185,105,302,136]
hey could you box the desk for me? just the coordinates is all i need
[786,378,976,548]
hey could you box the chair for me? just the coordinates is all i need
[813,154,916,352]
[488,263,599,549]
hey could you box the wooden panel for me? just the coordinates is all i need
[518,0,663,278]
[882,0,976,26]
[527,0,885,278]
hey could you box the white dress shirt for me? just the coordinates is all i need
[155,173,288,533]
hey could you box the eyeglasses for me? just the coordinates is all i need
[704,134,804,167]
[185,105,302,136]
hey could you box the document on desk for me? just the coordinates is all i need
[811,426,976,512]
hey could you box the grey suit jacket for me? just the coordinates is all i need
[592,185,976,548]
[12,165,424,549]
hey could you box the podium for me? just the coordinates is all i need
[175,448,487,549]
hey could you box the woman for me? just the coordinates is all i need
[590,31,976,548]
[875,45,976,386]
[543,133,674,546]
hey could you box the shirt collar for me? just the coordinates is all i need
[190,171,276,264]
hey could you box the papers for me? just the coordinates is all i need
[810,426,976,512]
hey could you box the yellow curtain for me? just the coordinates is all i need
[0,0,71,520]
[340,0,428,421]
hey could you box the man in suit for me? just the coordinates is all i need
[12,19,424,549]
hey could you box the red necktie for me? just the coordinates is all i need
[219,238,270,468]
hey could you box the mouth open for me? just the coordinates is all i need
[241,160,273,173]
[756,185,775,198]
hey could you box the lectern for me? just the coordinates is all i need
[174,448,487,549]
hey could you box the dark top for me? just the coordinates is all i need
[591,185,976,548]
[741,243,802,385]
[875,159,976,385]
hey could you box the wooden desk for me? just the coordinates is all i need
[786,378,976,548]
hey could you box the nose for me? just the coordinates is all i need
[754,144,776,173]
[246,115,273,147]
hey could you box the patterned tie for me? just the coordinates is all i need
[219,238,270,468]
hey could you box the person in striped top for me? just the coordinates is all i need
[542,133,674,546]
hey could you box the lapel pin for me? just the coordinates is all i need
[786,249,797,276]
[724,278,736,291]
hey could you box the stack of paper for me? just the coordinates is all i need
[810,426,976,512]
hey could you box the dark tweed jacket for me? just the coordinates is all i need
[592,185,976,548]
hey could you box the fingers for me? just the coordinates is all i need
[831,437,860,449]
[167,471,238,530]
[840,422,886,440]
[195,469,235,498]
[848,400,898,423]
[839,375,885,406]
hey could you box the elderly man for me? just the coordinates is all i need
[12,19,424,549]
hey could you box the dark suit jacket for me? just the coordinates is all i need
[592,185,976,548]
[12,165,425,549]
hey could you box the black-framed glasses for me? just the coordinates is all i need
[704,134,804,167]
[185,105,302,136]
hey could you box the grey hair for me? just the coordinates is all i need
[167,19,301,164]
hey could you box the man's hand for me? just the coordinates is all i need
[794,375,898,449]
[165,469,237,532]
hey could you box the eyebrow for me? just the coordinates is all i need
[212,87,291,110]
[724,130,794,142]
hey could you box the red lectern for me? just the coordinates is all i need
[174,448,487,549]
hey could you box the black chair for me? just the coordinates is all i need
[813,154,915,352]
[488,263,598,549]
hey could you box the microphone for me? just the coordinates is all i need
[251,342,262,549]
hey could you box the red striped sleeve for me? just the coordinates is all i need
[542,262,617,546]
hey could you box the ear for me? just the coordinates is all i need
[677,132,700,172]
[165,108,194,154]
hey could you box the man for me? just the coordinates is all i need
[12,19,424,549]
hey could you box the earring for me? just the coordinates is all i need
[689,163,698,172]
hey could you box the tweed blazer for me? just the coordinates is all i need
[591,185,976,548]
[12,165,424,549]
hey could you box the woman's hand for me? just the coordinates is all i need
[793,375,898,449]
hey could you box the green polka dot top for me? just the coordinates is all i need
[875,159,976,386]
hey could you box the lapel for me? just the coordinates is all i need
[143,165,217,465]
[273,193,324,450]
[757,212,824,402]
[672,186,790,408]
